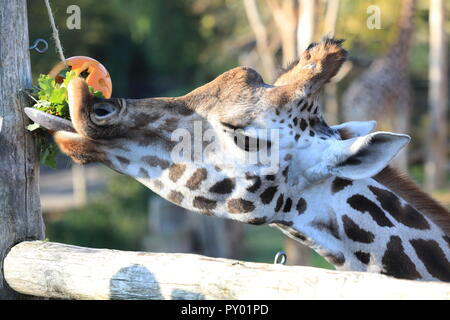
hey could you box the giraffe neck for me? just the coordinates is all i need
[105,128,450,282]
[275,175,450,281]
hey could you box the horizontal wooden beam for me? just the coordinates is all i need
[4,241,450,300]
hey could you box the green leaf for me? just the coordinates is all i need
[26,123,41,131]
[62,71,78,88]
[93,90,105,98]
[40,144,59,169]
[34,100,51,109]
[88,86,105,98]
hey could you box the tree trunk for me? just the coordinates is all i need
[0,0,45,299]
[267,0,298,65]
[426,0,448,191]
[297,0,316,54]
[243,0,277,81]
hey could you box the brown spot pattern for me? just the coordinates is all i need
[289,231,307,241]
[139,167,149,178]
[116,156,130,167]
[282,166,289,182]
[185,168,207,190]
[347,194,394,227]
[275,194,284,212]
[300,118,308,131]
[354,251,371,265]
[272,220,294,227]
[312,218,340,240]
[245,173,261,193]
[444,236,450,250]
[168,163,186,182]
[342,215,374,243]
[133,112,162,128]
[381,236,421,280]
[193,196,217,212]
[247,217,268,225]
[142,155,170,169]
[331,177,353,194]
[283,198,293,212]
[326,253,345,266]
[368,185,430,230]
[410,239,450,282]
[153,179,164,190]
[227,198,255,214]
[260,186,278,204]
[167,190,184,205]
[209,178,235,194]
[296,198,307,214]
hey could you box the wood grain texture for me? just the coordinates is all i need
[5,241,450,300]
[0,0,45,299]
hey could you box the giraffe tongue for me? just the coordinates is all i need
[24,108,76,133]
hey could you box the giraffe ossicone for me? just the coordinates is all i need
[26,37,450,282]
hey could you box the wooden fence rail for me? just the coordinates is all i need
[4,241,450,300]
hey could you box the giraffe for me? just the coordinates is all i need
[342,0,416,172]
[25,37,450,282]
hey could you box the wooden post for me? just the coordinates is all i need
[4,241,450,300]
[0,0,45,299]
[72,163,87,205]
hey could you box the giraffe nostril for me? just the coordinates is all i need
[93,103,116,119]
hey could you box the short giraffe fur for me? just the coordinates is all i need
[26,38,450,282]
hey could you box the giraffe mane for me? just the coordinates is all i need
[374,166,450,236]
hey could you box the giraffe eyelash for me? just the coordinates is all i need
[232,133,272,152]
[221,122,244,131]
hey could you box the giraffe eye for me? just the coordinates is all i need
[232,132,271,152]
[221,122,244,131]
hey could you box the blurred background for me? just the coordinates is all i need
[28,0,449,269]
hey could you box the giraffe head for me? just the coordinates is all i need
[26,38,409,223]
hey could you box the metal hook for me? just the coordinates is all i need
[273,250,287,265]
[29,38,48,54]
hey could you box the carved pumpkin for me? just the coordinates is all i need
[48,56,112,98]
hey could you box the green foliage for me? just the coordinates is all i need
[46,172,151,250]
[26,71,104,168]
[32,71,77,120]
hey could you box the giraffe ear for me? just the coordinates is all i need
[331,120,377,139]
[328,132,410,180]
